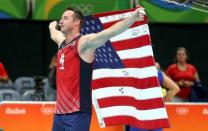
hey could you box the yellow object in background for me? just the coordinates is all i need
[162,88,167,97]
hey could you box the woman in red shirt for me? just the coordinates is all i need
[166,47,200,102]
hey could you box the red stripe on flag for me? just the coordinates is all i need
[98,97,164,110]
[94,9,134,18]
[104,116,170,129]
[94,5,145,18]
[122,56,155,68]
[112,35,151,51]
[92,77,160,90]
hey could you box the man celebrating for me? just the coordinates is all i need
[49,6,145,131]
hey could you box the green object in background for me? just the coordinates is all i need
[139,0,208,23]
[0,0,26,19]
[0,128,3,131]
[1,0,208,23]
[33,0,131,20]
[0,0,130,20]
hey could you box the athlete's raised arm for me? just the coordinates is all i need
[78,7,145,53]
[49,21,65,47]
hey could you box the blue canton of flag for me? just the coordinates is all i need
[81,16,124,70]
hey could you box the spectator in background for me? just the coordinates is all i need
[166,47,200,102]
[0,61,9,83]
[48,53,57,90]
[129,62,180,131]
[45,53,57,101]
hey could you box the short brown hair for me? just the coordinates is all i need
[65,7,84,27]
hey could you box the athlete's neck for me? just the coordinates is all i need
[65,31,80,44]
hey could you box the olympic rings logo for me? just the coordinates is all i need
[40,105,55,115]
[70,4,94,15]
[176,107,189,115]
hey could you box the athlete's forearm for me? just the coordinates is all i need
[107,8,144,38]
[49,21,65,46]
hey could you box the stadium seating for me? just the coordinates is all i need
[43,78,56,101]
[14,77,35,94]
[0,79,14,89]
[22,90,35,101]
[0,89,21,101]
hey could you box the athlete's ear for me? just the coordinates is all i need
[74,19,81,26]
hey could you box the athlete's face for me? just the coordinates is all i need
[59,10,76,34]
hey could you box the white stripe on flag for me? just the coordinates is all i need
[92,86,162,100]
[110,24,150,42]
[92,94,106,127]
[117,45,153,60]
[100,106,168,120]
[92,66,157,80]
[99,12,133,24]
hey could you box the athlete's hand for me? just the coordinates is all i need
[133,7,145,21]
[49,21,59,30]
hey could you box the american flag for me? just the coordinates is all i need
[81,8,169,129]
